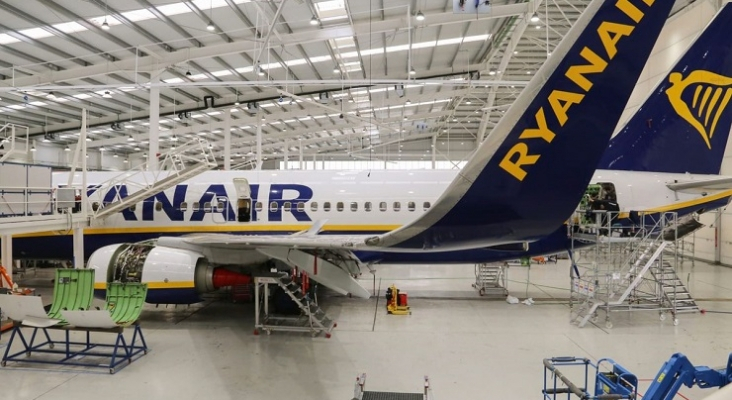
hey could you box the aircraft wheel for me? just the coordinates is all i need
[479,288,485,296]
[1,361,6,367]
[659,313,666,321]
[673,319,679,326]
[605,321,613,329]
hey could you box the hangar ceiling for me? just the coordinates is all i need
[0,0,699,164]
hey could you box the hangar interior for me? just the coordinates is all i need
[2,0,732,399]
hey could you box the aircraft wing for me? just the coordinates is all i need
[667,177,732,193]
[156,234,373,299]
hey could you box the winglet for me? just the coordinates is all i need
[371,0,675,251]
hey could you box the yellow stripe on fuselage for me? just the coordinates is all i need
[15,224,402,238]
[616,189,732,218]
[94,281,195,290]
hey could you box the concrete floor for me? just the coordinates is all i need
[2,258,732,400]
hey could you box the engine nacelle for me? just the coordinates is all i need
[88,243,251,304]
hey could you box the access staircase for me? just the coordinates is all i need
[569,211,699,329]
[651,261,699,316]
[253,273,336,337]
[472,262,508,297]
[93,137,218,220]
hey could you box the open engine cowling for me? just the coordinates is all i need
[87,243,251,304]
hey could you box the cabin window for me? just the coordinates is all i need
[379,202,387,212]
[180,202,188,212]
[283,201,292,212]
[297,202,305,212]
[255,201,263,212]
[393,202,401,212]
[311,202,318,212]
[92,202,99,212]
[351,202,358,212]
[337,202,344,212]
[203,202,212,212]
[128,204,136,213]
[269,201,278,212]
[423,202,431,210]
[155,202,163,212]
[192,202,200,211]
[217,201,224,210]
[407,202,415,212]
[323,202,331,212]
[364,202,372,212]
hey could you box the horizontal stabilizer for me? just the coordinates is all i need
[667,176,732,193]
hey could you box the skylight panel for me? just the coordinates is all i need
[73,94,92,99]
[21,28,53,40]
[55,21,88,34]
[121,9,157,22]
[0,34,19,45]
[315,0,345,12]
[155,3,191,17]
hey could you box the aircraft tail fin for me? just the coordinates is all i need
[369,0,675,251]
[599,4,732,175]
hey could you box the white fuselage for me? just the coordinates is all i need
[57,169,724,236]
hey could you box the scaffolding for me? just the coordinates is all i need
[569,211,699,329]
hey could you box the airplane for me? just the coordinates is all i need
[8,0,681,303]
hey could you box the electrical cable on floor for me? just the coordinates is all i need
[372,277,381,332]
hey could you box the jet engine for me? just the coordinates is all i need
[87,243,252,304]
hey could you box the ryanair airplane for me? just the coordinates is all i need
[12,0,687,302]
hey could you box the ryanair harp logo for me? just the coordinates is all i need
[665,70,732,149]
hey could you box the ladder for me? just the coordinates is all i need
[472,262,508,297]
[651,261,699,318]
[276,274,335,335]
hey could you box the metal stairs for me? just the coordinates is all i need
[92,138,217,220]
[275,274,336,336]
[651,261,699,315]
[472,262,508,297]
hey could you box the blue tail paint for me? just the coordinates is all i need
[599,4,732,175]
[378,0,675,251]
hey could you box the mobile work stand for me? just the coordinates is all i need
[352,374,434,400]
[1,321,148,374]
[542,356,637,400]
[253,274,336,337]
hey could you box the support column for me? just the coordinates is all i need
[283,140,289,170]
[73,227,84,269]
[148,72,161,171]
[74,108,87,269]
[431,135,437,169]
[715,209,722,265]
[256,111,263,170]
[312,153,317,170]
[299,140,304,170]
[224,109,232,170]
[1,235,12,277]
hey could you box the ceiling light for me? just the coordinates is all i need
[102,19,110,30]
[207,22,215,31]
[310,16,319,25]
[134,147,140,151]
[123,158,128,163]
[64,146,70,152]
[514,50,519,55]
[186,70,192,76]
[333,65,340,74]
[171,145,176,150]
[531,13,540,23]
[103,91,112,98]
[100,146,106,151]
[171,135,178,142]
[46,92,56,99]
[348,97,354,103]
[535,25,541,29]
[113,153,118,158]
[406,99,412,105]
[416,11,425,21]
[127,135,134,141]
[409,68,416,76]
[257,65,265,77]
[466,100,472,105]
[30,145,36,152]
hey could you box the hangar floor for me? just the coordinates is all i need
[3,259,732,400]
